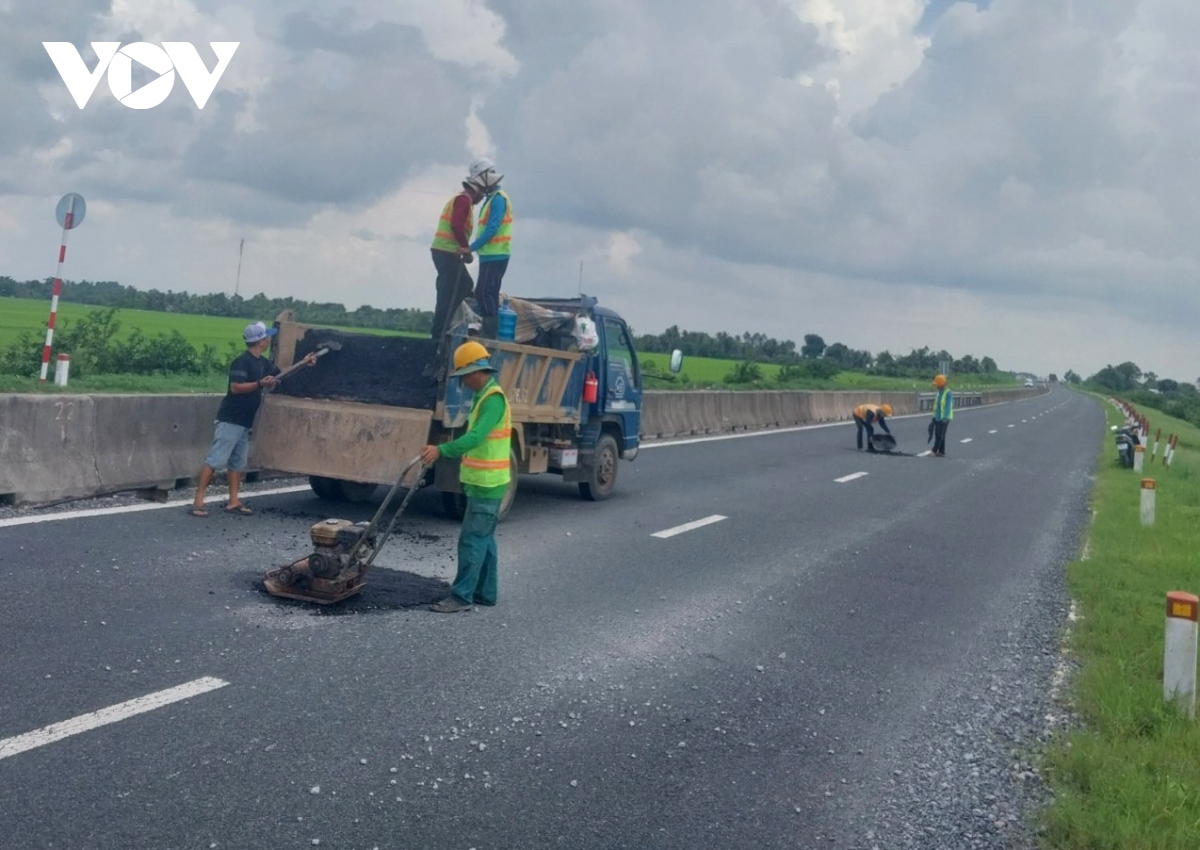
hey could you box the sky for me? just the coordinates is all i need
[0,0,1197,381]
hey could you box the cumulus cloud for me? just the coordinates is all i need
[2,0,1198,379]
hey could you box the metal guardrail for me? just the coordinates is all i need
[917,392,982,412]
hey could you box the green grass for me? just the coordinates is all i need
[1040,394,1200,848]
[0,296,420,350]
[0,373,229,394]
[1,297,1021,393]
[639,352,1023,391]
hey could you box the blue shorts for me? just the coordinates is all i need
[204,421,251,472]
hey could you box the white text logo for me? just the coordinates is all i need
[43,42,239,110]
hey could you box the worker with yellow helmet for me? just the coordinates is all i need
[421,340,511,612]
[929,374,953,457]
[853,402,893,453]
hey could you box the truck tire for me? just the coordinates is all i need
[440,449,519,521]
[579,434,618,501]
[309,475,342,501]
[336,480,378,502]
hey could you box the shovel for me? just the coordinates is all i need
[275,340,342,381]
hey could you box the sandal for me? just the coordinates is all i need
[188,506,208,517]
[225,503,254,515]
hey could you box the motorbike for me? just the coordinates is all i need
[1111,425,1141,468]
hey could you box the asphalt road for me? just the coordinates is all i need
[0,385,1101,850]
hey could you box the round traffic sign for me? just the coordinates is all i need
[55,193,86,229]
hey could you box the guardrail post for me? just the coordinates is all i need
[1166,435,1178,470]
[1134,444,1145,472]
[1152,428,1161,461]
[1164,592,1198,720]
[1141,478,1156,526]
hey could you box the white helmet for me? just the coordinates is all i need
[468,157,494,180]
[468,156,503,190]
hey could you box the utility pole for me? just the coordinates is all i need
[234,238,244,297]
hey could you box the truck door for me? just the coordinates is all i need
[600,317,641,451]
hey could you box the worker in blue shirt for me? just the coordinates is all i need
[466,157,512,337]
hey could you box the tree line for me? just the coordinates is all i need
[1075,361,1200,429]
[0,276,432,333]
[635,327,1003,377]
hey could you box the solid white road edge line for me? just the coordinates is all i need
[0,677,230,761]
[0,485,312,529]
[652,515,728,539]
[834,472,869,483]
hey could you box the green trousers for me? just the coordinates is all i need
[451,497,501,605]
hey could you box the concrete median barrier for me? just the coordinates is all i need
[0,394,219,504]
[0,384,1050,504]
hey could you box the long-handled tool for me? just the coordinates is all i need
[263,455,426,604]
[274,339,342,382]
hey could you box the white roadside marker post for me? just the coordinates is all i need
[1134,444,1145,473]
[1141,478,1156,526]
[1151,428,1161,462]
[1164,592,1199,720]
[53,353,70,387]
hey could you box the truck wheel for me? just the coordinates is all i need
[336,480,378,502]
[579,434,618,501]
[309,475,343,501]
[440,449,519,521]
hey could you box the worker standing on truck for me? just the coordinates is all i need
[421,341,511,613]
[853,403,893,453]
[466,157,512,337]
[930,374,953,457]
[190,322,316,517]
[430,176,485,344]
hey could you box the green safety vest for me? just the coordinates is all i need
[460,381,512,488]
[431,192,474,253]
[934,389,953,420]
[477,190,513,257]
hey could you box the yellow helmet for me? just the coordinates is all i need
[451,340,495,377]
[881,404,893,417]
[933,374,947,387]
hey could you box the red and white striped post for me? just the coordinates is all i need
[40,193,86,383]
[1152,428,1162,462]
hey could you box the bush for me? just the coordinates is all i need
[776,360,840,383]
[725,361,763,384]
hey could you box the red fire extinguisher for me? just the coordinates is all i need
[583,371,598,404]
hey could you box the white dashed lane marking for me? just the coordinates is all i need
[651,515,728,539]
[960,438,973,443]
[0,677,230,762]
[834,472,869,483]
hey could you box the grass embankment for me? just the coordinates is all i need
[1041,396,1200,848]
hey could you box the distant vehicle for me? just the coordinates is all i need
[1024,379,1034,387]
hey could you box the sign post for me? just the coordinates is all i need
[40,193,86,382]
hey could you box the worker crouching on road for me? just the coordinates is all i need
[930,374,953,457]
[853,403,893,453]
[422,341,511,613]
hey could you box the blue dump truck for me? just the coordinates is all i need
[250,295,646,519]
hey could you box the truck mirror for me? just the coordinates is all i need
[669,349,683,374]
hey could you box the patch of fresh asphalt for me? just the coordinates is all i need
[0,387,1097,849]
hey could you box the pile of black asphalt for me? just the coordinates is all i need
[277,329,440,410]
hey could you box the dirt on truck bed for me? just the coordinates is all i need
[277,329,441,410]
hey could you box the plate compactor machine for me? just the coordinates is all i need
[263,457,426,604]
